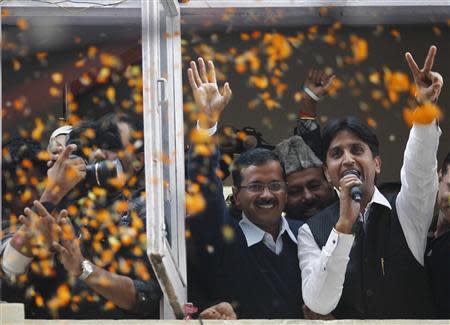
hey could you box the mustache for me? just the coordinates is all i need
[255,198,278,206]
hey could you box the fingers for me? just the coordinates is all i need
[52,241,68,255]
[423,45,437,74]
[47,154,58,168]
[32,201,51,218]
[339,175,362,192]
[421,71,443,102]
[59,216,75,241]
[430,71,443,87]
[323,74,336,89]
[311,70,321,84]
[198,58,209,83]
[187,68,198,90]
[208,60,217,84]
[189,61,202,86]
[57,209,69,224]
[60,144,77,161]
[405,52,420,77]
[19,214,31,227]
[23,207,39,221]
[59,209,68,219]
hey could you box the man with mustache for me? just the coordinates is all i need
[186,57,303,318]
[298,45,443,318]
[271,69,337,222]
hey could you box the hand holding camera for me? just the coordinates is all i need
[40,144,87,205]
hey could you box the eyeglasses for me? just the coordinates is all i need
[239,181,287,193]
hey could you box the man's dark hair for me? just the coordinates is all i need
[231,148,285,187]
[68,116,123,159]
[322,116,379,161]
[68,112,145,159]
[441,152,450,176]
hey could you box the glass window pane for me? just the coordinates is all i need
[0,7,167,320]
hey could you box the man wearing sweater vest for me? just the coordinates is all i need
[186,57,304,318]
[298,45,443,318]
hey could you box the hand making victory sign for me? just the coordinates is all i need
[405,45,443,103]
[188,58,232,129]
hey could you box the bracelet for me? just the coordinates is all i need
[303,86,321,102]
[196,120,218,136]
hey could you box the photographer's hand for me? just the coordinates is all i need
[40,144,86,205]
[188,58,232,128]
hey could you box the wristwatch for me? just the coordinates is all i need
[78,260,94,280]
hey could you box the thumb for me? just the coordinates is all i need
[60,144,77,161]
[223,82,232,104]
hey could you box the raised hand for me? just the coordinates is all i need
[405,45,443,103]
[188,58,232,128]
[304,69,336,99]
[11,201,61,258]
[40,144,86,205]
[52,215,84,277]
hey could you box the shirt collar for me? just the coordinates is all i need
[238,213,297,247]
[334,185,391,210]
[368,186,392,210]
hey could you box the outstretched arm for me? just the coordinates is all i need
[187,57,233,246]
[52,216,151,312]
[295,69,335,159]
[397,45,442,265]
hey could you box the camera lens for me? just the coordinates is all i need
[86,158,123,187]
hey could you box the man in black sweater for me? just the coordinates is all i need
[186,57,303,319]
[298,45,443,318]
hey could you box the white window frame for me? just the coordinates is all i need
[0,0,187,319]
[141,0,187,319]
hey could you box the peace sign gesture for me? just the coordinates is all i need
[405,45,443,104]
[188,58,232,129]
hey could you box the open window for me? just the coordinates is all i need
[141,0,187,319]
[1,0,186,320]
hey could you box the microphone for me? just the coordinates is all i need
[342,169,362,202]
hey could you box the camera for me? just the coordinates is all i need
[70,155,123,188]
[219,126,275,154]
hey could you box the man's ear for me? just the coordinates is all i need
[232,186,241,208]
[374,156,382,175]
[323,166,331,184]
[439,169,443,182]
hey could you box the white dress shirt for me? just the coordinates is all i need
[298,122,441,315]
[197,120,299,255]
[239,213,297,255]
